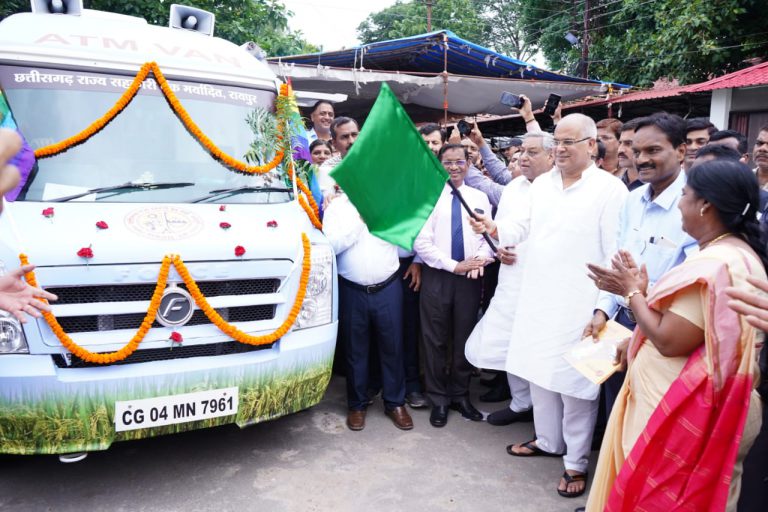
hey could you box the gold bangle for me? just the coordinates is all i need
[625,289,643,304]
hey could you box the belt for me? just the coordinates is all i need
[340,271,399,294]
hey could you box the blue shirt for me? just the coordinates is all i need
[595,170,697,318]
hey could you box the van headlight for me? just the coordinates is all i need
[295,244,333,330]
[0,310,28,354]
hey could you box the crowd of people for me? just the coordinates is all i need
[305,97,768,511]
[2,93,767,510]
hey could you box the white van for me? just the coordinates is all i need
[0,2,337,456]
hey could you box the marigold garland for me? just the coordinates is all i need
[18,232,312,363]
[299,194,322,230]
[175,233,312,346]
[20,253,171,364]
[286,161,322,229]
[34,62,286,175]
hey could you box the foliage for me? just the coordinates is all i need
[478,0,535,61]
[357,0,491,48]
[516,0,768,86]
[1,0,316,56]
[244,107,280,183]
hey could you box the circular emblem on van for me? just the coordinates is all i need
[124,207,203,240]
[156,285,195,327]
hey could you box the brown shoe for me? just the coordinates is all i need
[385,406,414,430]
[347,409,366,431]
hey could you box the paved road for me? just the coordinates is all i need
[0,376,594,511]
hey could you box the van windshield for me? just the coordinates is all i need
[1,65,292,204]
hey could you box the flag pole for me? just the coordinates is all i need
[445,179,498,254]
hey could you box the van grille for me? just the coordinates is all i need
[46,279,280,334]
[56,305,276,333]
[51,340,270,368]
[46,279,279,305]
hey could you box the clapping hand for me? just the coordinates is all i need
[0,264,58,323]
[587,250,648,297]
[726,275,768,331]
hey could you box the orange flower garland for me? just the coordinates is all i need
[34,63,153,158]
[175,233,312,346]
[18,232,312,362]
[34,62,286,175]
[20,253,171,364]
[298,194,322,230]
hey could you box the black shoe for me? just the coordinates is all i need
[405,391,429,409]
[430,405,448,427]
[479,372,505,388]
[487,407,533,426]
[449,399,483,421]
[479,384,511,403]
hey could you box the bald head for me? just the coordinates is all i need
[558,114,597,139]
[553,114,597,175]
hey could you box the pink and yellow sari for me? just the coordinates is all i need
[587,244,764,511]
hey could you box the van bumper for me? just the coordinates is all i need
[0,322,337,455]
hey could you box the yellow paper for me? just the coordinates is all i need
[565,320,633,385]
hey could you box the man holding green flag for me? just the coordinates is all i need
[329,83,449,250]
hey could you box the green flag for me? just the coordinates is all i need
[330,83,448,250]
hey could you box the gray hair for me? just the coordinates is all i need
[523,131,555,152]
[560,113,597,139]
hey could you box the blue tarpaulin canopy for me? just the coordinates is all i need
[271,30,623,87]
[269,31,628,119]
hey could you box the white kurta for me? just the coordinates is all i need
[500,165,628,400]
[465,176,531,370]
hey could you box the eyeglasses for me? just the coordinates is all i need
[553,137,592,147]
[441,160,467,168]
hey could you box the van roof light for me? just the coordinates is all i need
[169,4,215,37]
[30,0,83,15]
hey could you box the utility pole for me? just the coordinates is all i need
[581,0,590,78]
[425,0,435,32]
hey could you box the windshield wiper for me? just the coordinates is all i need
[48,182,195,202]
[190,186,292,203]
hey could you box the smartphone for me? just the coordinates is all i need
[500,91,524,109]
[543,93,561,116]
[457,119,471,137]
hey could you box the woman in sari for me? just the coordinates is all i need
[585,159,767,511]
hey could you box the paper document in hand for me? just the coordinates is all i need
[565,320,634,385]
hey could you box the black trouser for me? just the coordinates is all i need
[419,265,481,406]
[399,257,423,394]
[339,275,405,410]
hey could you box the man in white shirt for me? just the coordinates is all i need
[474,114,627,498]
[323,125,412,432]
[466,132,555,427]
[585,113,696,417]
[414,143,494,428]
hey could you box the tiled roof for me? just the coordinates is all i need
[685,61,768,92]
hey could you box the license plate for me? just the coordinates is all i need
[114,387,239,432]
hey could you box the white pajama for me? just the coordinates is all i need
[530,382,599,473]
[508,373,532,413]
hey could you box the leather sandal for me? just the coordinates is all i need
[506,439,564,457]
[557,471,588,498]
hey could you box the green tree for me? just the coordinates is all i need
[517,0,768,86]
[0,0,315,56]
[357,0,491,47]
[479,0,535,61]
